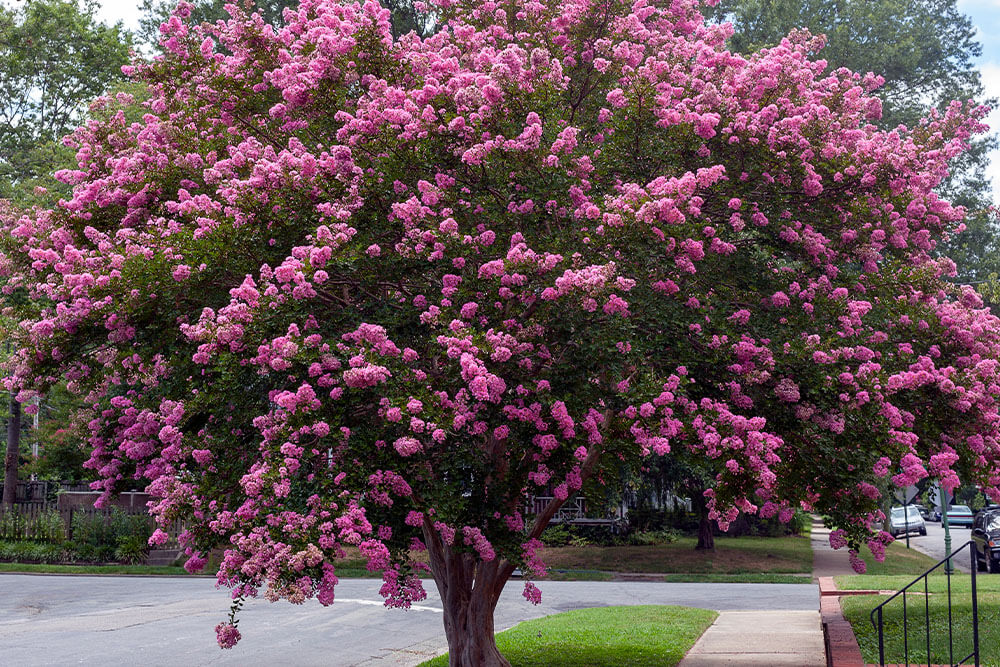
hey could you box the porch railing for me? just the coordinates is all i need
[869,540,979,667]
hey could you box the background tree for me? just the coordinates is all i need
[705,0,1000,286]
[0,0,132,203]
[4,1,1000,665]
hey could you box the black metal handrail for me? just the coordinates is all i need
[869,540,979,667]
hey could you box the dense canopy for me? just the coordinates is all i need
[1,0,997,662]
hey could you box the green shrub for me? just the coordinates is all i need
[114,534,150,565]
[68,509,153,563]
[0,539,69,563]
[69,541,115,563]
[32,509,67,542]
[0,511,24,541]
[789,509,811,535]
[0,509,66,542]
[628,529,682,546]
[540,524,572,546]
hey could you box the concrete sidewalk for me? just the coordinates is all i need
[679,518,839,666]
[812,517,861,578]
[678,609,826,665]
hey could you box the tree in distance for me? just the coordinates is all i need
[0,0,131,203]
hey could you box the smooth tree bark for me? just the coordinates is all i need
[423,531,513,667]
[420,453,597,666]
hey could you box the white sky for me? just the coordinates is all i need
[94,1,1000,206]
[959,0,1000,207]
[95,1,141,32]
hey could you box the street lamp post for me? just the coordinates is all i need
[941,488,954,575]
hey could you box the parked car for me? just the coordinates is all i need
[889,505,926,537]
[945,504,975,527]
[913,505,930,520]
[972,509,1000,573]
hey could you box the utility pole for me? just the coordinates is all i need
[2,341,18,508]
[2,386,19,508]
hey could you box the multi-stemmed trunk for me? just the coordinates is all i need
[420,447,601,666]
[423,522,516,667]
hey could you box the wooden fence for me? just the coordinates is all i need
[0,505,184,548]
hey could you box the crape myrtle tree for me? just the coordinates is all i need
[2,0,1000,663]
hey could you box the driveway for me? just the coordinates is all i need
[0,575,818,666]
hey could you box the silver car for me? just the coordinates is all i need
[890,505,927,537]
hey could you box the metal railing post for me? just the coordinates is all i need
[971,545,980,666]
[877,607,885,666]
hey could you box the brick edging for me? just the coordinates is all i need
[819,578,866,667]
[819,576,883,597]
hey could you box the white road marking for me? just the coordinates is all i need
[334,598,443,613]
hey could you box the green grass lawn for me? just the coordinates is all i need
[853,541,942,576]
[540,534,813,575]
[418,605,717,667]
[839,574,1000,664]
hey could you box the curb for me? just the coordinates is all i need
[819,577,866,667]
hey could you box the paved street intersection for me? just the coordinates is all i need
[0,575,818,666]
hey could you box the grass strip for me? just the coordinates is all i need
[662,573,812,583]
[419,605,717,667]
[542,569,615,581]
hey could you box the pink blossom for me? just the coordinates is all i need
[215,623,241,649]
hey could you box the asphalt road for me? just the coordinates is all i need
[0,575,818,666]
[894,520,975,573]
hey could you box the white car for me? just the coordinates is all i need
[889,505,927,537]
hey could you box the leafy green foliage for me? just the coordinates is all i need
[0,539,69,563]
[66,509,153,563]
[627,529,682,546]
[0,0,132,202]
[0,508,65,542]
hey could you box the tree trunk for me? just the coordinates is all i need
[416,447,601,665]
[696,515,715,550]
[423,521,514,667]
[691,489,714,551]
[2,396,19,508]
